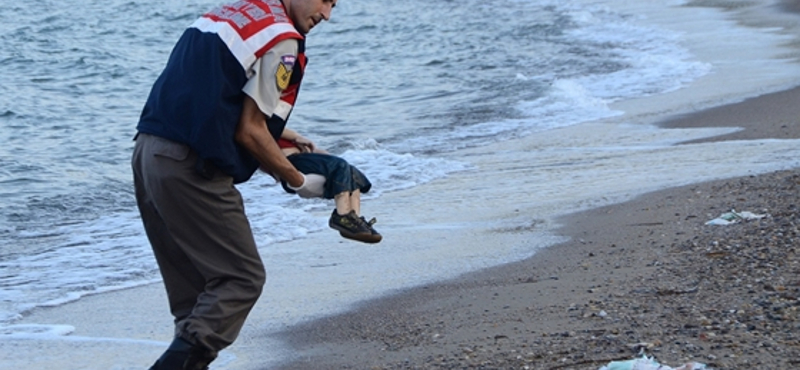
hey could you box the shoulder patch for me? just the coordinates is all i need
[275,54,296,91]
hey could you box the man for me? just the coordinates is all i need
[131,0,337,368]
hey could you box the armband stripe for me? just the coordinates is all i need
[191,17,301,72]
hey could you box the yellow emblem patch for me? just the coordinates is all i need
[276,63,292,91]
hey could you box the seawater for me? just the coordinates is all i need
[0,0,798,341]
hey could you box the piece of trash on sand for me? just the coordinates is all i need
[599,355,709,370]
[705,209,766,226]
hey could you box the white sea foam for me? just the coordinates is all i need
[0,324,75,338]
[0,146,470,331]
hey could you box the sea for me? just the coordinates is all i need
[2,0,800,368]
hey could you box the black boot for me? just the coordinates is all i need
[148,337,216,370]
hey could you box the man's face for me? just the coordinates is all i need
[286,0,337,35]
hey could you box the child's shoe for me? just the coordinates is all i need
[329,210,382,244]
[359,215,382,240]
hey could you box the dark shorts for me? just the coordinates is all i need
[282,153,371,199]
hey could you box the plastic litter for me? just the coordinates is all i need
[705,209,766,225]
[599,355,708,370]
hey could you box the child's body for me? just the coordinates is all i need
[276,129,381,244]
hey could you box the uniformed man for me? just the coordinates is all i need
[131,0,337,368]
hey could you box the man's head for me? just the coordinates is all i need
[283,0,337,35]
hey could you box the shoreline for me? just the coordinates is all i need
[657,85,800,144]
[272,85,800,369]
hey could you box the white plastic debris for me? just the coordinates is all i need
[599,355,708,370]
[705,209,766,225]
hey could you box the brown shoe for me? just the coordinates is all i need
[359,215,382,239]
[329,210,382,244]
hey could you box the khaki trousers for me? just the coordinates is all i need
[131,133,266,351]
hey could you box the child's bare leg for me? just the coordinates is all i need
[334,192,352,215]
[349,189,361,216]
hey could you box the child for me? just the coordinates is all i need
[276,128,381,244]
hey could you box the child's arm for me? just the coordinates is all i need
[281,128,328,154]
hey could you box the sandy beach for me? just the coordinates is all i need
[272,88,800,369]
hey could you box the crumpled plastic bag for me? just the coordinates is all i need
[705,209,766,225]
[599,355,708,370]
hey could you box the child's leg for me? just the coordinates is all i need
[334,192,352,215]
[335,189,362,216]
[349,189,361,216]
